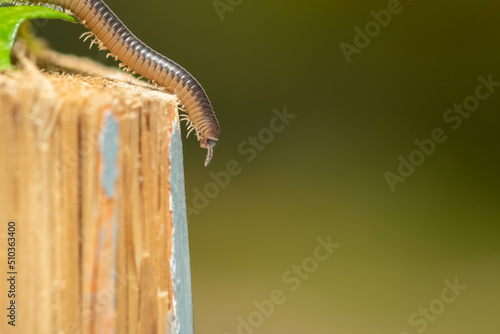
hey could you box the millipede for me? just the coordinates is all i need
[11,0,220,166]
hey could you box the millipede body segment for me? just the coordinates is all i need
[19,0,220,165]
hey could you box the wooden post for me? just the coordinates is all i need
[0,51,194,333]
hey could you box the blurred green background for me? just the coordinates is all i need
[35,0,499,333]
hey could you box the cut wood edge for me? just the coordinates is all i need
[0,50,193,334]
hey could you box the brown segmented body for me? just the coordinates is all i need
[22,0,220,165]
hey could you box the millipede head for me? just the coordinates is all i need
[200,137,218,166]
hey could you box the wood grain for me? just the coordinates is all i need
[0,52,189,333]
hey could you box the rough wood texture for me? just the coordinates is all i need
[0,52,193,334]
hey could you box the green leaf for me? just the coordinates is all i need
[0,5,77,70]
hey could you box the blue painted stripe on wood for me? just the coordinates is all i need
[169,119,194,334]
[99,112,120,198]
